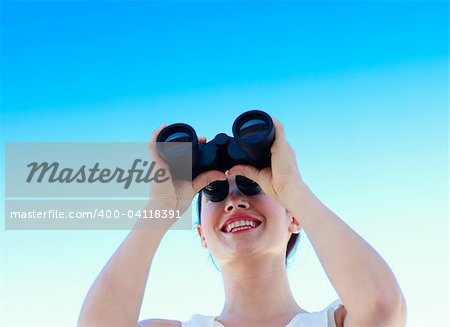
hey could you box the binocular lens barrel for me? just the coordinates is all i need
[232,110,274,165]
[165,131,192,143]
[233,111,273,144]
[156,124,198,156]
[237,118,270,142]
[157,123,197,143]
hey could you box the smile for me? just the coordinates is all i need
[221,216,262,234]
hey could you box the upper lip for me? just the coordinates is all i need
[221,214,262,232]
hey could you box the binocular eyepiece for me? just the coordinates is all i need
[156,110,275,202]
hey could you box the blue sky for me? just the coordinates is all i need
[1,1,448,326]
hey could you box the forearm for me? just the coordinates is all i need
[292,183,406,324]
[78,206,168,326]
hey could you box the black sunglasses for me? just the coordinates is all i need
[202,175,261,202]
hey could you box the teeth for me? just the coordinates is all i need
[224,220,258,233]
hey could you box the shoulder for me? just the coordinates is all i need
[138,319,182,327]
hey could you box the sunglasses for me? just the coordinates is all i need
[202,175,262,202]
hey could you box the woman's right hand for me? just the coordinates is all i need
[147,124,226,222]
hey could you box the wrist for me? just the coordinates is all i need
[282,180,310,210]
[287,182,314,220]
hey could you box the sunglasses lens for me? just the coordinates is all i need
[202,180,229,202]
[236,175,261,196]
[202,176,261,202]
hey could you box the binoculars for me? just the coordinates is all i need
[156,110,275,201]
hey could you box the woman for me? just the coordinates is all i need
[78,118,407,327]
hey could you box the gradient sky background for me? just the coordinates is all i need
[0,1,448,326]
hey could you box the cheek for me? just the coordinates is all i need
[257,196,286,216]
[200,205,221,233]
[257,197,291,229]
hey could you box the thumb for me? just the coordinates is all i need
[227,165,261,184]
[192,170,227,193]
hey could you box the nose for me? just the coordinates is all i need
[224,187,250,212]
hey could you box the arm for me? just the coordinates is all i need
[293,183,407,326]
[228,118,407,327]
[78,207,172,327]
[78,128,226,326]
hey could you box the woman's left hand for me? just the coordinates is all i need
[227,117,306,213]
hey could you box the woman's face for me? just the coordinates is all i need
[197,176,301,265]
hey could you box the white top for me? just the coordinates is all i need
[181,300,342,327]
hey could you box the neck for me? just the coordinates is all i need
[218,255,304,323]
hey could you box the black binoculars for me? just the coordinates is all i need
[156,110,275,202]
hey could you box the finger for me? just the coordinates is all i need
[271,117,285,139]
[150,124,167,143]
[199,137,207,144]
[227,165,261,184]
[192,170,227,193]
[270,117,288,152]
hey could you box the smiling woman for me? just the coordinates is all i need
[78,116,407,327]
[196,188,300,262]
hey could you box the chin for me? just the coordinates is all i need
[223,243,267,262]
